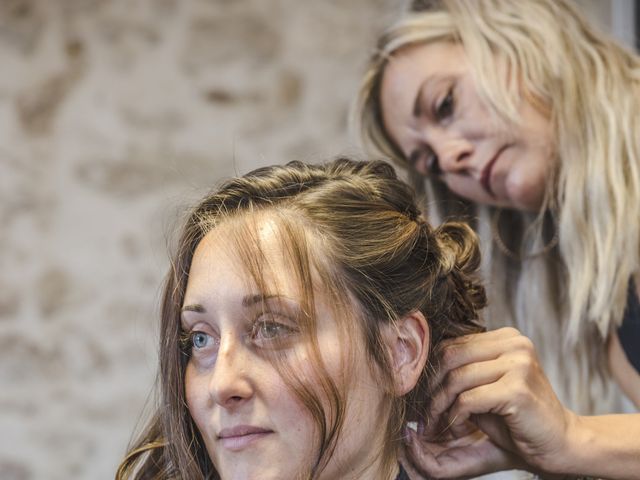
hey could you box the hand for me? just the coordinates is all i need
[407,328,578,477]
[404,422,526,479]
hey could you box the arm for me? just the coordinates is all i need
[405,328,640,480]
[563,413,640,479]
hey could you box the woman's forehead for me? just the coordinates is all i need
[384,40,467,82]
[189,213,322,297]
[184,213,354,331]
[380,41,468,136]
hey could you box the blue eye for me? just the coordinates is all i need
[191,331,212,349]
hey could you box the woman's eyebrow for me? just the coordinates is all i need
[180,304,205,328]
[413,79,429,117]
[181,304,205,313]
[242,293,287,307]
[181,294,296,314]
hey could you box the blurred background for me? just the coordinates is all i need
[0,1,634,479]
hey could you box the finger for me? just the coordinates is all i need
[445,382,525,455]
[429,358,507,430]
[447,337,542,425]
[448,382,507,425]
[472,413,518,452]
[405,429,519,479]
[398,448,429,480]
[422,418,478,444]
[403,429,439,478]
[441,327,521,349]
[433,330,531,388]
[442,420,479,443]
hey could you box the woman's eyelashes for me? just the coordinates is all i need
[434,87,454,121]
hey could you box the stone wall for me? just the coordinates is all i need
[0,1,621,479]
[0,1,397,478]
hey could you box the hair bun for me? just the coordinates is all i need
[435,222,480,274]
[434,221,486,313]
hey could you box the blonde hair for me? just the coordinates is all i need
[355,0,640,413]
[117,157,485,479]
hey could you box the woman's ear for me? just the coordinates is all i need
[386,311,430,396]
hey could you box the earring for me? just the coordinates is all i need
[491,208,559,261]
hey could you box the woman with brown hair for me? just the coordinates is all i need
[356,0,640,478]
[116,157,485,479]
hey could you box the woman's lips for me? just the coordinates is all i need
[481,146,507,197]
[218,425,273,451]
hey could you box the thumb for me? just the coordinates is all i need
[472,413,518,453]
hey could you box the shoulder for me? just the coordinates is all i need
[608,277,640,408]
[617,278,640,372]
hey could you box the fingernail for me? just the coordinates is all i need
[403,423,418,443]
[403,425,411,442]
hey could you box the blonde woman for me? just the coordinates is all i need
[357,0,640,478]
[116,158,486,479]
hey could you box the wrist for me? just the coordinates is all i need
[525,408,582,476]
[553,410,586,476]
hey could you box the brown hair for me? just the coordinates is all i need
[116,157,485,479]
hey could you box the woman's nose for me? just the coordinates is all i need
[210,338,254,410]
[429,131,474,175]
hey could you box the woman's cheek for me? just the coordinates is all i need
[184,364,207,424]
[505,167,547,211]
[446,175,491,205]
